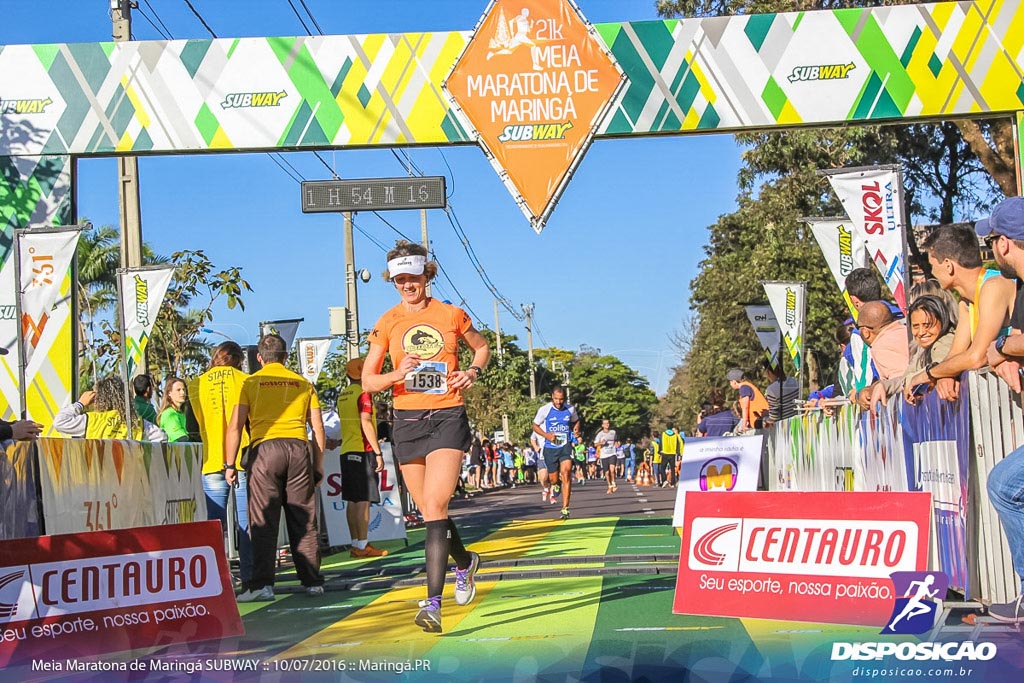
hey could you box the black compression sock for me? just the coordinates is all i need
[447,518,470,569]
[424,520,451,599]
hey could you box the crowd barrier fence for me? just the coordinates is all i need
[768,370,1021,603]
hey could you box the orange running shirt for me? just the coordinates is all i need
[368,298,472,410]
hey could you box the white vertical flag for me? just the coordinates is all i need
[822,166,908,312]
[763,282,806,371]
[744,305,781,368]
[259,318,303,350]
[120,265,175,378]
[15,227,83,365]
[297,337,332,385]
[804,217,870,317]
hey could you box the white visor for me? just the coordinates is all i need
[388,255,426,279]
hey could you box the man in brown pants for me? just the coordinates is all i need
[225,333,326,601]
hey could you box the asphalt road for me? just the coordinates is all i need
[448,476,681,525]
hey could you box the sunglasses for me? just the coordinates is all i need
[983,233,1003,249]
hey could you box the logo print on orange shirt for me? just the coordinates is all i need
[402,325,444,359]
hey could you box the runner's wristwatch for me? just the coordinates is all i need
[468,365,484,378]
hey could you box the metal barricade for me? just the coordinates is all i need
[967,369,1023,604]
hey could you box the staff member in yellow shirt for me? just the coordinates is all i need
[225,334,326,602]
[189,341,253,593]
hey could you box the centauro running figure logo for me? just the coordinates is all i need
[220,91,287,109]
[0,97,53,114]
[788,63,855,82]
[498,121,573,142]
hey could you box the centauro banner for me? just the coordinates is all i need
[297,337,332,385]
[0,521,242,665]
[119,265,174,378]
[673,491,931,626]
[763,282,805,371]
[743,305,781,368]
[804,217,870,317]
[444,0,624,232]
[823,166,908,312]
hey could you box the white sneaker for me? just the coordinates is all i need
[237,585,274,602]
[542,489,549,502]
[454,552,480,605]
[305,585,325,597]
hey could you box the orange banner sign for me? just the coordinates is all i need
[445,0,623,232]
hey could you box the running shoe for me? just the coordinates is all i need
[551,484,560,503]
[560,507,570,520]
[415,597,442,633]
[542,488,549,502]
[236,585,275,602]
[988,594,1024,623]
[454,552,480,606]
[305,585,325,597]
[351,544,389,558]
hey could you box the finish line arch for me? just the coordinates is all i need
[1,0,1022,427]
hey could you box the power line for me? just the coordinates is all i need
[297,0,326,34]
[142,0,174,38]
[431,251,484,324]
[181,0,218,37]
[284,0,313,35]
[267,154,305,183]
[135,7,172,40]
[371,212,414,243]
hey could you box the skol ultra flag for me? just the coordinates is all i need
[763,282,806,371]
[120,266,174,377]
[823,166,908,312]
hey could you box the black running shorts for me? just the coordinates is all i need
[542,444,574,471]
[339,451,381,504]
[392,406,472,464]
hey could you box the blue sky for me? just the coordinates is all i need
[1,1,743,395]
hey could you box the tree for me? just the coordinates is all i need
[148,249,253,380]
[567,351,658,442]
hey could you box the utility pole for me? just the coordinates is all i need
[421,209,430,297]
[493,299,508,439]
[523,303,536,400]
[113,0,145,370]
[343,212,360,361]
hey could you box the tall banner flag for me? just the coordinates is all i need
[297,337,332,385]
[763,282,806,372]
[743,305,781,368]
[822,165,909,312]
[443,0,625,232]
[119,265,174,378]
[804,217,870,317]
[259,318,303,350]
[12,227,83,414]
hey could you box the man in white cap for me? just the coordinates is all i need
[975,196,1024,623]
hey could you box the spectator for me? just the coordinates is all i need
[697,398,739,437]
[469,436,484,489]
[764,363,799,424]
[905,223,1015,402]
[157,376,189,442]
[132,374,158,425]
[974,196,1024,622]
[54,376,166,440]
[857,302,910,381]
[727,368,769,432]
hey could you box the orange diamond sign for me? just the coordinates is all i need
[445,0,623,233]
